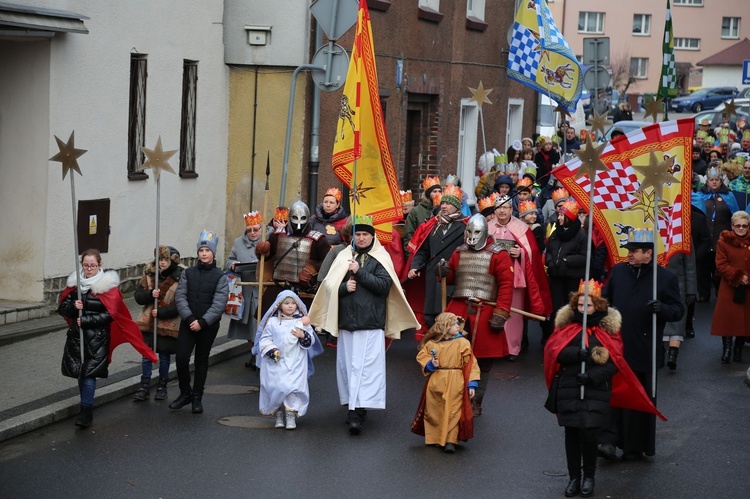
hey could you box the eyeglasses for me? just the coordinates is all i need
[734,224,749,229]
[247,227,262,233]
[82,264,99,269]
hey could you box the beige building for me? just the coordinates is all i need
[549,0,750,94]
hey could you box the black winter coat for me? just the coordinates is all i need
[603,262,684,372]
[58,274,116,379]
[691,205,711,261]
[338,249,391,331]
[546,218,587,279]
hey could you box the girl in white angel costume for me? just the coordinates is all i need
[254,290,323,429]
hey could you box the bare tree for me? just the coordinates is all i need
[609,50,636,102]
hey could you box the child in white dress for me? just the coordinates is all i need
[255,290,322,430]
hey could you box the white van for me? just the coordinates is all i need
[536,94,586,140]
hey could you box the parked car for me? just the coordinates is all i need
[670,87,738,113]
[598,121,651,143]
[693,108,749,129]
[713,98,750,113]
[738,87,750,99]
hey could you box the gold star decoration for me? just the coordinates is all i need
[349,182,376,205]
[50,131,87,180]
[468,81,493,110]
[586,108,610,137]
[723,98,739,118]
[632,148,680,201]
[643,97,664,123]
[573,135,609,180]
[141,136,177,180]
[623,189,671,224]
[554,103,572,121]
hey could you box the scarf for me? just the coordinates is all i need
[436,211,462,229]
[79,269,104,292]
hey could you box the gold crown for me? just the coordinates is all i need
[274,207,289,222]
[422,175,441,191]
[551,187,570,205]
[560,199,579,219]
[243,211,262,227]
[577,279,603,298]
[441,184,463,201]
[324,187,343,203]
[400,189,413,204]
[354,214,373,226]
[518,200,537,217]
[478,192,499,212]
[743,130,750,140]
[517,177,533,190]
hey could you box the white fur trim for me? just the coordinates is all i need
[66,269,120,294]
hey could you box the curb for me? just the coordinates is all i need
[0,339,247,442]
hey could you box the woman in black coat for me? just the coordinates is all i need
[546,202,588,323]
[544,291,619,498]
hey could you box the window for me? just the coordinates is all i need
[179,60,198,178]
[578,12,604,34]
[632,14,650,35]
[722,17,740,39]
[630,57,648,79]
[674,0,703,5]
[127,53,148,180]
[419,0,439,11]
[467,0,485,21]
[674,37,701,50]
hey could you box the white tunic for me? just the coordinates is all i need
[258,317,315,416]
[337,328,386,410]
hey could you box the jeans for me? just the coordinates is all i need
[141,353,171,379]
[78,377,96,407]
[176,322,219,396]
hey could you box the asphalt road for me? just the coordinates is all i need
[1,301,748,498]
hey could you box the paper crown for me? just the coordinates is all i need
[560,200,579,221]
[495,194,512,207]
[577,279,603,298]
[244,211,262,227]
[274,207,289,222]
[478,192,500,213]
[551,187,570,205]
[353,214,373,226]
[696,130,708,139]
[743,130,750,141]
[445,174,461,187]
[440,184,463,209]
[422,175,441,192]
[494,154,507,165]
[706,167,723,179]
[400,189,413,204]
[537,135,550,145]
[517,177,533,190]
[505,162,518,173]
[518,200,538,218]
[324,187,342,203]
[699,119,710,126]
[627,228,654,245]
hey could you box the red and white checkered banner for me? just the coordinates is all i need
[552,118,694,266]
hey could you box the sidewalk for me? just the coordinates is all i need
[0,297,248,442]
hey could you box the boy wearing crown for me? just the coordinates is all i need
[170,230,229,414]
[598,229,683,461]
[309,215,419,435]
[404,175,442,250]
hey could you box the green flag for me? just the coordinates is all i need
[658,0,677,99]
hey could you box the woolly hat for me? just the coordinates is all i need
[197,230,218,256]
[493,174,514,191]
[440,184,463,210]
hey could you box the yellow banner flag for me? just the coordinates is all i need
[331,0,402,241]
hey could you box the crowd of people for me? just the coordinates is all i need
[56,114,750,498]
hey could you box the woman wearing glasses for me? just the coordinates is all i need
[710,211,750,363]
[58,249,156,427]
[226,211,264,367]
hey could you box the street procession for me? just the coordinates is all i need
[2,0,750,497]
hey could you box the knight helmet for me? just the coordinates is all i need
[288,200,310,235]
[464,213,489,251]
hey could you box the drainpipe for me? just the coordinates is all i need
[307,23,323,207]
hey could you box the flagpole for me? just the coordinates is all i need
[651,200,659,399]
[69,174,84,369]
[153,175,160,351]
[579,178,596,400]
[257,153,271,328]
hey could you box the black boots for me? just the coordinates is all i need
[168,391,193,410]
[734,338,745,362]
[192,393,204,414]
[564,478,580,497]
[132,376,150,401]
[580,476,595,497]
[154,377,168,400]
[721,337,733,364]
[75,404,93,428]
[667,347,679,371]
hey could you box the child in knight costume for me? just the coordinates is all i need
[436,214,513,416]
[254,290,323,430]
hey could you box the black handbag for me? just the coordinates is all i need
[544,371,561,414]
[733,285,746,304]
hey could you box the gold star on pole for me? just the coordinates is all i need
[573,135,609,180]
[586,108,610,137]
[468,81,493,110]
[50,131,87,180]
[623,189,671,224]
[643,97,664,123]
[553,103,572,121]
[141,136,177,180]
[632,148,680,200]
[723,98,739,118]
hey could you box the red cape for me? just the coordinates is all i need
[543,321,666,421]
[61,286,158,363]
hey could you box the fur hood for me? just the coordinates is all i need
[719,229,750,248]
[554,304,622,335]
[66,269,120,294]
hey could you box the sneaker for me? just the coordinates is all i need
[275,410,285,428]
[285,411,297,430]
[597,443,617,460]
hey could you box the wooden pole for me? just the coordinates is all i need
[256,153,271,327]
